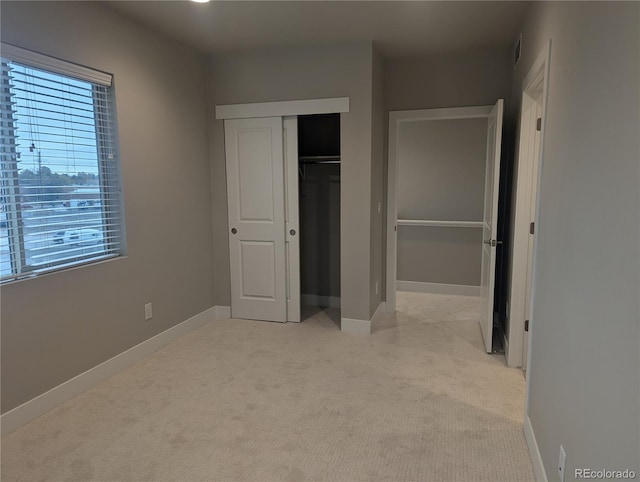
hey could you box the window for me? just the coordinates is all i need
[0,44,123,282]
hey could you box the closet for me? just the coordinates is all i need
[298,114,341,319]
[220,100,347,325]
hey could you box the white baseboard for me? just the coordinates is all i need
[301,294,341,308]
[341,317,371,335]
[341,302,385,335]
[215,305,231,319]
[1,305,226,437]
[370,301,386,332]
[396,280,480,297]
[383,304,396,314]
[524,416,548,482]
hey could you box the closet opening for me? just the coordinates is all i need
[386,102,504,353]
[297,113,341,325]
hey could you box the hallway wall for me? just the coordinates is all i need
[514,2,640,477]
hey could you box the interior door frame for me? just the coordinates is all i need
[385,105,495,313]
[507,41,551,370]
[216,97,350,323]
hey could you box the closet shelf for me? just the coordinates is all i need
[299,155,341,164]
[397,219,483,228]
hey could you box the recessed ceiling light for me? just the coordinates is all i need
[191,0,210,3]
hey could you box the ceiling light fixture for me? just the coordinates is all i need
[190,0,210,3]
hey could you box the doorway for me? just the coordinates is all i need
[297,114,341,323]
[385,102,504,353]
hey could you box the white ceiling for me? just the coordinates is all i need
[107,1,529,59]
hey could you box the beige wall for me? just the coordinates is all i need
[0,1,215,412]
[397,118,488,221]
[209,43,375,321]
[385,49,513,113]
[514,2,639,476]
[397,227,482,286]
[396,117,487,285]
[369,47,385,316]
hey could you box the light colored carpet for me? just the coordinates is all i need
[1,292,534,482]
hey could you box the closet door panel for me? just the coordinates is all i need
[236,130,275,221]
[225,117,286,322]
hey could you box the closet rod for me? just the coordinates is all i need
[397,219,483,228]
[300,160,340,165]
[299,155,341,164]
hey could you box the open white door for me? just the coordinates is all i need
[522,100,542,371]
[225,117,287,322]
[479,99,504,353]
[283,117,300,322]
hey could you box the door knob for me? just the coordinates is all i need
[290,229,296,236]
[231,228,237,234]
[484,239,503,247]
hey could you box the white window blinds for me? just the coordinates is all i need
[0,44,124,282]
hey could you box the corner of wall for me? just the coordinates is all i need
[369,44,386,318]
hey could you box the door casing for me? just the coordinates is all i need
[507,41,551,372]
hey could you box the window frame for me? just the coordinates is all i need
[0,43,125,283]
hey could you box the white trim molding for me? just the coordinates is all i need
[215,305,231,320]
[390,105,492,122]
[341,317,372,335]
[341,302,386,335]
[1,306,228,437]
[524,416,548,482]
[397,219,483,228]
[370,302,386,333]
[508,39,552,371]
[396,280,480,297]
[215,97,349,120]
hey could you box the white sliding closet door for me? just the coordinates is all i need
[225,117,287,322]
[479,99,504,353]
